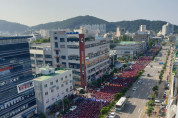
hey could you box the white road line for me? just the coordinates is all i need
[138,109,143,118]
[138,108,141,113]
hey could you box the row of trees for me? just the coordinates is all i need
[32,38,50,43]
[146,85,158,116]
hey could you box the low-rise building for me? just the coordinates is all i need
[114,41,147,58]
[30,43,53,74]
[33,67,73,114]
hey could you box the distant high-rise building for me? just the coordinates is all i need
[139,25,147,32]
[162,23,174,36]
[74,24,106,37]
[0,36,37,118]
[116,27,125,37]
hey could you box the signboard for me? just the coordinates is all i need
[17,80,34,93]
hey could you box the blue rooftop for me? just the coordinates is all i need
[0,36,32,40]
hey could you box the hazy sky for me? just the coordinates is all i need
[0,0,178,26]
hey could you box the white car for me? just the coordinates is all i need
[132,87,137,91]
[108,112,116,118]
[69,106,77,111]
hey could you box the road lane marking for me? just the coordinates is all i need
[138,109,143,118]
[138,108,141,113]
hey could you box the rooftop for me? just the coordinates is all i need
[119,41,139,45]
[0,36,32,40]
[34,68,69,82]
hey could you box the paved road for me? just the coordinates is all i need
[117,46,170,118]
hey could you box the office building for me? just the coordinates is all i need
[133,33,149,43]
[139,25,147,32]
[162,23,174,36]
[30,43,53,74]
[50,31,110,87]
[34,67,73,114]
[0,36,37,118]
[114,41,147,58]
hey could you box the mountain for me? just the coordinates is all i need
[0,15,178,34]
[0,20,29,34]
[31,15,178,33]
[31,15,111,30]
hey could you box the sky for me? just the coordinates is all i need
[0,0,178,26]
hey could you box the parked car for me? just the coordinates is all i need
[108,112,116,118]
[132,87,137,91]
[137,80,143,84]
[69,106,77,111]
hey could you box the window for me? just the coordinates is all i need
[51,89,54,93]
[56,86,59,90]
[70,80,72,83]
[36,54,43,58]
[66,82,68,85]
[56,58,59,63]
[55,42,58,48]
[70,86,72,90]
[54,37,58,40]
[69,74,72,77]
[56,79,58,83]
[60,38,65,42]
[56,50,59,55]
[44,84,47,88]
[50,82,53,85]
[65,76,67,78]
[45,92,48,95]
[60,45,65,48]
[61,84,64,87]
[45,55,52,58]
[61,77,63,81]
[61,56,66,59]
[66,88,68,92]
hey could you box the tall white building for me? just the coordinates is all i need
[162,23,174,36]
[50,31,110,87]
[116,27,125,37]
[33,67,73,114]
[139,25,147,32]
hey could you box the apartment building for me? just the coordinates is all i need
[0,36,37,118]
[50,31,110,87]
[33,67,73,114]
[162,23,174,36]
[114,41,147,58]
[30,43,53,74]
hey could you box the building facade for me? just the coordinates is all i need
[133,33,149,43]
[0,36,37,118]
[162,23,174,36]
[30,43,53,74]
[116,27,125,37]
[114,41,147,58]
[50,31,110,87]
[33,67,73,114]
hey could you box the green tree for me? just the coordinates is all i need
[146,106,154,116]
[114,93,123,101]
[79,89,85,94]
[100,107,109,115]
[39,113,46,118]
[147,100,154,106]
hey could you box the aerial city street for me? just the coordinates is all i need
[0,1,178,118]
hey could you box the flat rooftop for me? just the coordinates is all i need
[0,36,32,40]
[119,41,139,45]
[34,69,68,82]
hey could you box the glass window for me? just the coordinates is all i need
[55,42,58,48]
[60,38,65,42]
[61,77,63,81]
[69,74,71,77]
[61,84,64,87]
[45,55,52,58]
[56,79,58,83]
[45,92,48,95]
[66,88,68,92]
[50,82,53,85]
[66,82,68,85]
[61,56,66,59]
[65,76,67,78]
[44,84,47,88]
[56,86,59,90]
[56,50,59,55]
[56,58,59,63]
[51,89,54,93]
[54,37,58,40]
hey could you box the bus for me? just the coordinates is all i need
[115,97,127,111]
